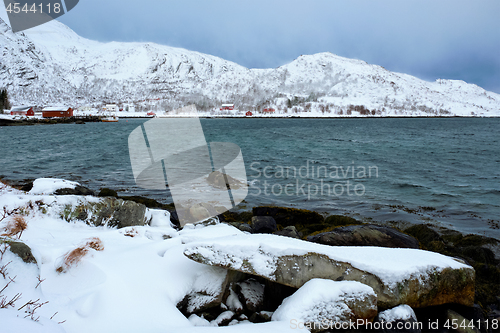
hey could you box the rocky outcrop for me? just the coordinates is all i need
[308,224,419,249]
[61,197,149,228]
[184,233,475,309]
[272,279,377,333]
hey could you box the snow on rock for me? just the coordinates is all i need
[212,310,236,326]
[182,265,229,313]
[183,233,475,308]
[376,305,421,333]
[236,278,265,313]
[188,314,214,327]
[272,279,377,332]
[378,304,417,323]
[226,287,244,313]
[29,178,80,195]
[0,179,307,333]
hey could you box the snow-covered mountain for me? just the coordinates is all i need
[1,12,499,116]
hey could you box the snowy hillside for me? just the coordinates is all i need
[1,10,499,116]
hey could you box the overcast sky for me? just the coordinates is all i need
[57,0,500,93]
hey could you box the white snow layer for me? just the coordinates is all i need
[29,178,80,195]
[378,304,417,323]
[183,233,471,287]
[272,279,376,323]
[0,180,298,333]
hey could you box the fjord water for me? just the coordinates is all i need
[1,118,498,238]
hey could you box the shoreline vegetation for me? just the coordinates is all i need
[1,176,499,332]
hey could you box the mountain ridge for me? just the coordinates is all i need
[1,14,499,116]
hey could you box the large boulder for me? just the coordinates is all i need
[272,279,377,333]
[184,233,475,309]
[251,216,277,234]
[307,224,419,249]
[61,197,149,228]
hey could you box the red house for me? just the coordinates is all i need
[263,108,275,113]
[245,111,253,116]
[10,106,34,116]
[42,107,74,118]
[220,104,234,111]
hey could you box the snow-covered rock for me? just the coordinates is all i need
[272,279,377,332]
[183,233,475,308]
[235,278,265,313]
[1,179,306,333]
[180,265,228,314]
[376,305,421,333]
[28,178,80,195]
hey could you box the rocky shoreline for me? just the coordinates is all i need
[1,177,499,332]
[0,116,102,126]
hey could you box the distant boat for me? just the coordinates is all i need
[102,115,119,122]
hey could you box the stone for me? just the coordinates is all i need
[307,224,419,249]
[184,233,475,309]
[251,216,277,234]
[189,205,212,222]
[235,278,265,313]
[376,305,421,333]
[404,224,442,250]
[274,226,301,239]
[207,171,245,190]
[323,215,362,227]
[97,188,118,197]
[272,279,377,333]
[211,310,235,326]
[446,309,480,333]
[2,240,37,264]
[187,203,218,223]
[61,197,149,228]
[228,222,252,233]
[54,185,95,196]
[249,311,274,323]
[179,266,229,314]
[252,206,324,228]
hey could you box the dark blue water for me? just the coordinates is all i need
[1,118,499,238]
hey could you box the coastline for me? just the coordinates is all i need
[1,176,499,331]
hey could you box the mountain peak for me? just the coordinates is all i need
[1,16,499,116]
